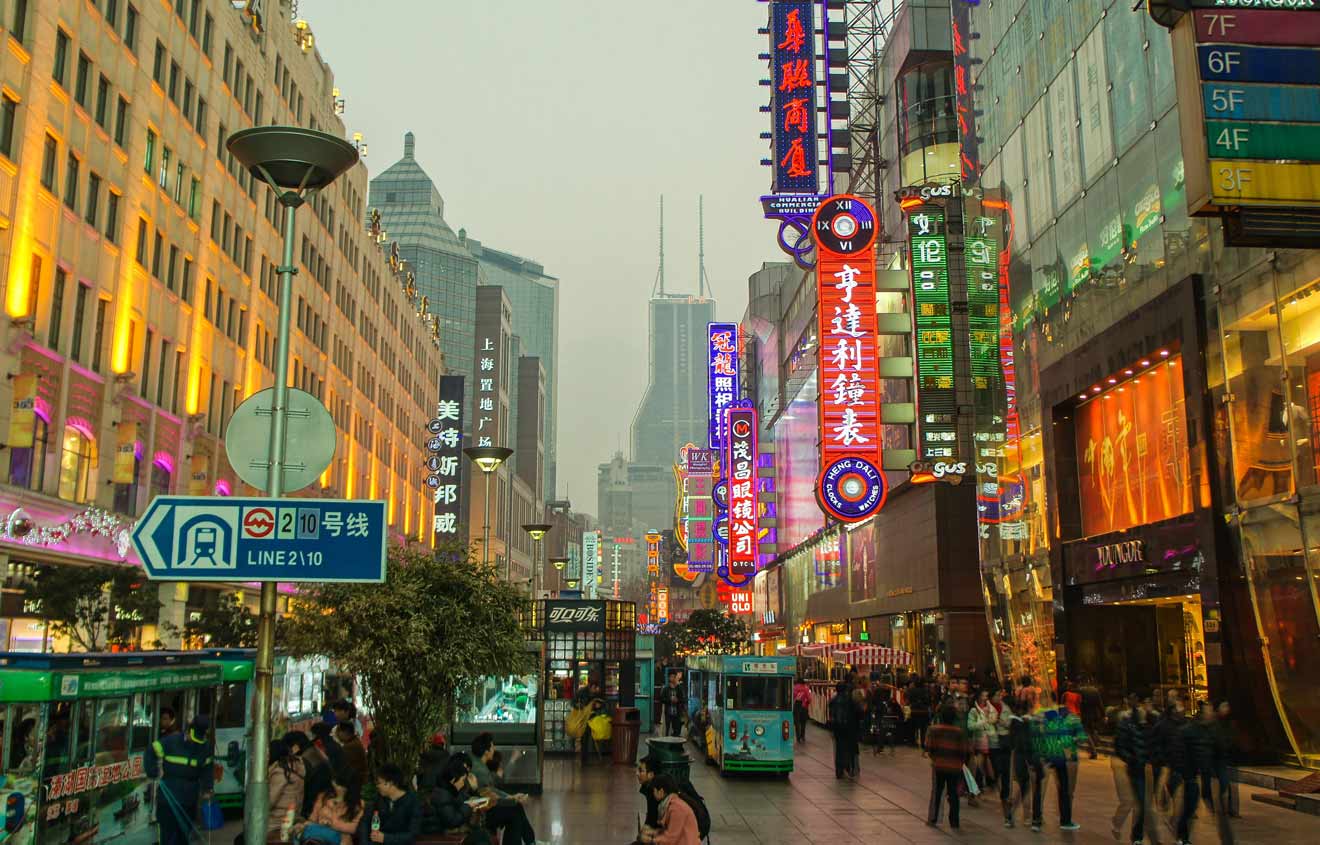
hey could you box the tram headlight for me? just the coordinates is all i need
[729,720,737,741]
[754,724,765,737]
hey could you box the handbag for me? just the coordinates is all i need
[200,795,225,831]
[565,706,590,739]
[962,765,981,796]
[588,713,613,742]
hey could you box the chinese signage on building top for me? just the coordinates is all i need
[429,376,465,542]
[813,195,888,523]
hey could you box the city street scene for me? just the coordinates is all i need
[2,0,1320,844]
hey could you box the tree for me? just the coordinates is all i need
[281,541,531,776]
[28,564,161,652]
[660,608,750,657]
[165,592,258,648]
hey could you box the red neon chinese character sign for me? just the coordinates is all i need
[726,405,758,579]
[813,195,887,523]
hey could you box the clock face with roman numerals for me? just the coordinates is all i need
[812,195,878,256]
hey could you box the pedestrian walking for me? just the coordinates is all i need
[907,678,932,753]
[1003,697,1041,829]
[1114,693,1152,845]
[968,688,999,790]
[1173,702,1215,845]
[925,705,969,829]
[1153,696,1188,814]
[828,682,856,779]
[792,677,812,744]
[1036,702,1086,831]
[987,689,1013,818]
[658,672,687,738]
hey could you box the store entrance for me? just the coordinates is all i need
[1068,594,1208,708]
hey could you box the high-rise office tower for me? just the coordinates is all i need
[630,295,718,468]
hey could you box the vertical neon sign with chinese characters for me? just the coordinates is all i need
[708,323,741,450]
[429,376,465,543]
[769,1,819,195]
[907,208,958,461]
[474,334,501,448]
[813,195,888,523]
[646,531,661,575]
[726,405,759,581]
[686,449,715,574]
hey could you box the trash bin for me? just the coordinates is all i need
[611,707,641,765]
[645,736,691,785]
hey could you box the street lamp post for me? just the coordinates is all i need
[464,446,513,570]
[226,126,358,845]
[522,522,552,597]
[549,556,568,596]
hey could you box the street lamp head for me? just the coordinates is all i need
[550,557,569,570]
[522,523,553,542]
[463,445,513,474]
[226,126,359,192]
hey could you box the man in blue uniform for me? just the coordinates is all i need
[145,714,214,844]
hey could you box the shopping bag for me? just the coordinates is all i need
[566,706,590,739]
[588,713,613,742]
[962,765,981,796]
[200,795,225,831]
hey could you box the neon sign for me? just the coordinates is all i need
[768,2,819,195]
[708,323,741,450]
[646,531,661,575]
[726,405,759,580]
[907,207,958,461]
[684,448,715,574]
[813,195,888,522]
[429,376,465,542]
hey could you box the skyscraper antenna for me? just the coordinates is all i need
[698,195,709,298]
[652,195,666,297]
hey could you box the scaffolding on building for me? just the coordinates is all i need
[843,0,904,203]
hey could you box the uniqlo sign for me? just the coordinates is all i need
[813,195,888,522]
[726,405,758,580]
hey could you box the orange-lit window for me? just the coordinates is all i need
[1075,355,1191,536]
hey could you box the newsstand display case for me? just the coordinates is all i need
[536,599,636,753]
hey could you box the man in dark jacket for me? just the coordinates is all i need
[1152,696,1188,812]
[828,683,860,779]
[360,762,423,845]
[146,714,214,845]
[1113,694,1152,845]
[907,679,932,751]
[657,672,687,738]
[428,755,492,844]
[1174,702,1215,845]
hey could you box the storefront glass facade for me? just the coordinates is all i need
[960,0,1320,761]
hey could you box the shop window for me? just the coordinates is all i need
[58,423,98,504]
[8,414,49,492]
[151,453,172,497]
[113,449,142,516]
[1075,353,1192,536]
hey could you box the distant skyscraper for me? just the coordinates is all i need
[630,294,718,467]
[369,133,480,385]
[467,238,560,502]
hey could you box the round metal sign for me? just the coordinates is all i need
[224,387,336,493]
[424,474,441,489]
[816,456,888,522]
[427,418,444,434]
[426,455,443,472]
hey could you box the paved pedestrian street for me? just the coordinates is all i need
[526,729,1320,844]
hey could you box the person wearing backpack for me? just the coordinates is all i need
[639,775,702,845]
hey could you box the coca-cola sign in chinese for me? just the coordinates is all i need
[813,195,888,522]
[725,405,759,582]
[545,600,606,631]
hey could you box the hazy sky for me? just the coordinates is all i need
[303,0,782,512]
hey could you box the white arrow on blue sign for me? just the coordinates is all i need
[131,496,388,582]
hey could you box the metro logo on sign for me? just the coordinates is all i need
[813,195,887,523]
[242,508,275,539]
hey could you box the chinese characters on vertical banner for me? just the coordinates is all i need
[708,323,741,450]
[685,449,716,574]
[428,376,465,542]
[474,335,499,447]
[907,208,958,461]
[769,1,820,194]
[725,405,759,581]
[813,195,888,522]
[646,531,661,575]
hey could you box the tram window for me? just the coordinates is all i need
[129,693,154,751]
[725,677,791,711]
[215,682,247,729]
[197,684,216,721]
[71,699,97,767]
[6,704,39,772]
[94,697,130,763]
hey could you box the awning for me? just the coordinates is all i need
[827,643,914,667]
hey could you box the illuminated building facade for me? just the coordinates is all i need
[960,0,1320,763]
[0,1,443,649]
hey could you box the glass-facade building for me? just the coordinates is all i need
[960,0,1320,763]
[630,295,717,468]
[369,133,480,387]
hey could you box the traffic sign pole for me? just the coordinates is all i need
[245,189,301,845]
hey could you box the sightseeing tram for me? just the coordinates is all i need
[685,654,795,775]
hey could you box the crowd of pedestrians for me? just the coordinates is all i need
[814,669,1241,844]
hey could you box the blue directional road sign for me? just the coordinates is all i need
[132,497,387,582]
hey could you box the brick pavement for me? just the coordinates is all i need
[523,726,1320,844]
